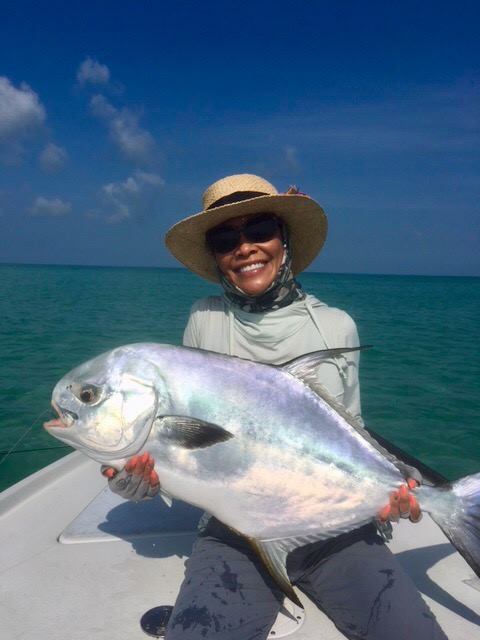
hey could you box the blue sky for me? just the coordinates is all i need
[0,1,478,276]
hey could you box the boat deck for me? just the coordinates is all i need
[1,452,480,639]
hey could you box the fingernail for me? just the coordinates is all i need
[398,485,409,498]
[377,505,390,521]
[410,512,423,523]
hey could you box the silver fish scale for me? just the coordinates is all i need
[138,345,403,539]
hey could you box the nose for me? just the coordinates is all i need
[234,233,257,256]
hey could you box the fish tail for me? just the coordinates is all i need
[425,472,480,577]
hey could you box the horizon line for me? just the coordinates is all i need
[0,261,478,279]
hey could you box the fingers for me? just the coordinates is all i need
[377,480,422,525]
[404,478,422,523]
[123,453,157,485]
[409,494,422,522]
[397,484,411,517]
[125,455,139,473]
[142,455,159,487]
[146,481,161,498]
[377,504,391,522]
[106,452,160,501]
[387,492,400,522]
[101,465,117,479]
[149,469,160,489]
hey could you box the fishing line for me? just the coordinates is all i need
[0,408,53,467]
[0,445,70,455]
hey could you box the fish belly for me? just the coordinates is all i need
[148,434,400,541]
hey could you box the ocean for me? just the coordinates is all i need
[0,264,479,492]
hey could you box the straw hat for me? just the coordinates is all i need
[165,174,328,283]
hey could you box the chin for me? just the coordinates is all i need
[232,265,277,297]
[235,280,272,297]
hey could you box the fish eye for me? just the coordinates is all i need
[78,384,102,404]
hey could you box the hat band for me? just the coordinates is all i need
[207,191,269,210]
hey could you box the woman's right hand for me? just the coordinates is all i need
[101,452,160,501]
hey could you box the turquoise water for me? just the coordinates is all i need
[0,264,479,492]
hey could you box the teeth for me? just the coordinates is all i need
[239,262,264,273]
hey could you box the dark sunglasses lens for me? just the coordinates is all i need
[244,216,278,242]
[206,227,240,254]
[206,216,279,254]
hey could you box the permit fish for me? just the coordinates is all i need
[45,343,480,606]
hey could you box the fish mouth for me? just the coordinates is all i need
[44,402,78,430]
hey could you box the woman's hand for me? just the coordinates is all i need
[101,452,160,501]
[377,478,422,524]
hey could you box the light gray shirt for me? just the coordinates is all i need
[183,293,363,425]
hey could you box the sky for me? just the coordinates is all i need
[0,0,478,276]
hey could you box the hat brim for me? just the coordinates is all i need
[165,194,328,283]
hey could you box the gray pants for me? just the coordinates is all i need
[166,518,447,640]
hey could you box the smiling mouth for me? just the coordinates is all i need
[237,262,266,274]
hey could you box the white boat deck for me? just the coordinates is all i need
[1,452,480,639]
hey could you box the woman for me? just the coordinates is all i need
[104,174,446,639]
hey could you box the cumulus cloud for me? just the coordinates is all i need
[29,196,71,217]
[39,142,68,173]
[77,57,110,86]
[90,94,155,163]
[89,170,164,223]
[0,77,46,164]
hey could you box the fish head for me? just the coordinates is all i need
[45,347,165,464]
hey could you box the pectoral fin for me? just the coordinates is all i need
[157,416,233,449]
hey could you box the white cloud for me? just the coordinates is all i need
[90,93,115,118]
[29,196,71,217]
[0,77,46,164]
[77,58,110,86]
[90,94,155,163]
[39,142,67,173]
[90,170,164,222]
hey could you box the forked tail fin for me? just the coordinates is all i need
[427,472,480,577]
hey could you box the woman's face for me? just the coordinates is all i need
[212,214,284,296]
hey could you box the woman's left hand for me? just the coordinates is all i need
[377,478,422,523]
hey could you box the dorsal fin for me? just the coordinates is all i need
[280,346,412,470]
[280,345,371,387]
[283,363,402,467]
[280,346,370,395]
[281,346,447,486]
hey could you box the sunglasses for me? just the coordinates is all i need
[206,214,281,254]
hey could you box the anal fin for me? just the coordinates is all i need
[250,538,303,608]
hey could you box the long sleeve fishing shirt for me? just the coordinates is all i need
[182,293,363,426]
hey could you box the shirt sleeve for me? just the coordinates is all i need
[182,299,206,348]
[183,310,199,348]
